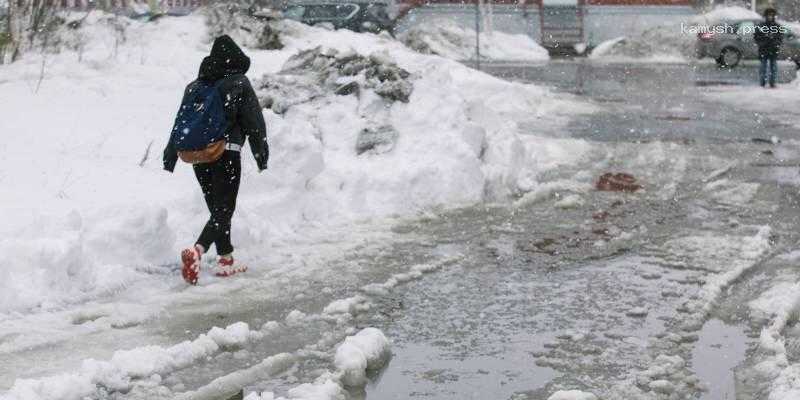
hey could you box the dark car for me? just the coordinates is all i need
[282,1,394,34]
[696,18,800,68]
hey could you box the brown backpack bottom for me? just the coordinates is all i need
[178,141,226,164]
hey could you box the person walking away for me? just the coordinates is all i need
[754,8,783,88]
[163,35,269,285]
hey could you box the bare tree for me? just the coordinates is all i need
[5,0,59,63]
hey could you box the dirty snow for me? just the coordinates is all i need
[398,18,549,62]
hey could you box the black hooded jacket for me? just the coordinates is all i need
[163,35,269,172]
[754,19,784,57]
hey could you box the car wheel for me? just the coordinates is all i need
[794,58,800,70]
[716,47,742,68]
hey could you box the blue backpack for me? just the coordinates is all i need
[170,81,227,164]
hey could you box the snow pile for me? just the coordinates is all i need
[334,327,391,387]
[3,322,264,400]
[257,46,413,113]
[590,7,759,62]
[589,23,693,62]
[609,354,700,400]
[399,19,549,62]
[244,328,390,400]
[205,3,284,50]
[747,281,800,400]
[0,9,590,320]
[687,6,760,26]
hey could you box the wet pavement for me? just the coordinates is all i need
[347,61,800,399]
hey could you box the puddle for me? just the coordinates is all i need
[692,319,749,400]
[694,80,744,87]
[364,342,558,399]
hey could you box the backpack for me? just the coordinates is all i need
[170,80,227,164]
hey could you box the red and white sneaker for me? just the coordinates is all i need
[181,245,203,285]
[216,256,247,277]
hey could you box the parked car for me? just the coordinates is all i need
[696,19,800,68]
[281,1,394,34]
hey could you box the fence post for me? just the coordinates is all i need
[474,0,480,70]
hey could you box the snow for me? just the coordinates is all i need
[333,328,391,387]
[360,259,458,297]
[748,279,800,400]
[705,83,800,130]
[547,390,598,400]
[398,18,550,62]
[688,6,760,26]
[590,7,763,63]
[285,310,308,326]
[588,36,625,59]
[243,328,389,399]
[588,26,692,63]
[245,376,343,400]
[3,322,263,400]
[553,194,584,209]
[648,379,675,394]
[681,226,772,321]
[322,295,369,316]
[0,12,591,318]
[704,179,760,207]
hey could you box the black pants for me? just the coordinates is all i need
[193,150,241,256]
[759,54,779,87]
